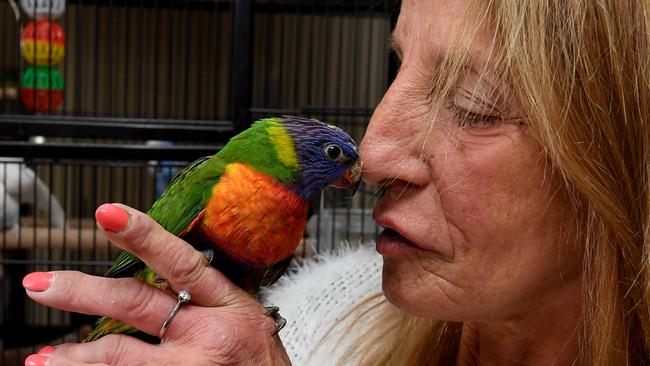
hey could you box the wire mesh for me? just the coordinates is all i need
[0,0,399,360]
[0,157,183,362]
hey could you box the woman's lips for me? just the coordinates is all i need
[376,228,424,257]
[373,206,454,259]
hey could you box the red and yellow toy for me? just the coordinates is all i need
[21,20,65,66]
[21,66,64,112]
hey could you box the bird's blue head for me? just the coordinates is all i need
[279,116,361,200]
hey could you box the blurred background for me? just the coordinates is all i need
[0,0,399,363]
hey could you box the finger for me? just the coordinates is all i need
[25,352,108,366]
[95,203,254,308]
[38,335,158,365]
[24,270,182,337]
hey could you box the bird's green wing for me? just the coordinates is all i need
[104,156,226,278]
[149,156,226,235]
[103,250,141,278]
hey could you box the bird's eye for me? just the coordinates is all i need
[324,144,346,162]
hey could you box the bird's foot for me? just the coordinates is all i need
[264,306,287,335]
[154,275,168,286]
[202,249,215,265]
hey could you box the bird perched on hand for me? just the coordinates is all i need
[85,116,361,341]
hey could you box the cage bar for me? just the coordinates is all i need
[0,1,399,362]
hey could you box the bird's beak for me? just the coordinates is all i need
[330,160,362,196]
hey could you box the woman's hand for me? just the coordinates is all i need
[23,203,291,366]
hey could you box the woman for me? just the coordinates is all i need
[22,0,650,364]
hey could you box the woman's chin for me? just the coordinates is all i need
[382,284,443,318]
[380,260,468,320]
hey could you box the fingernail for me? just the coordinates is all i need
[38,346,55,354]
[22,272,53,292]
[25,354,48,366]
[95,203,130,233]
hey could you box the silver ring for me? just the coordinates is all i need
[159,290,191,338]
[264,306,287,336]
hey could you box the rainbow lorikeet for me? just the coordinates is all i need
[84,116,361,341]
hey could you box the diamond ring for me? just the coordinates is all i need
[159,289,192,338]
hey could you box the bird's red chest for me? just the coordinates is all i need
[198,163,308,266]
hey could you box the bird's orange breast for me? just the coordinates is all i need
[198,163,308,266]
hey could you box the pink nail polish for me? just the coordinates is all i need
[22,272,53,292]
[38,346,55,354]
[95,203,130,233]
[25,354,48,366]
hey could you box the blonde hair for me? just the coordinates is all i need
[325,0,650,364]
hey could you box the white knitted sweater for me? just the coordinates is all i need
[261,244,382,366]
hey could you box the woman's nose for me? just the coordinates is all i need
[360,77,431,187]
[360,103,398,186]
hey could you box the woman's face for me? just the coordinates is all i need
[361,0,583,321]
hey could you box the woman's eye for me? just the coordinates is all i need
[324,144,345,162]
[448,103,502,129]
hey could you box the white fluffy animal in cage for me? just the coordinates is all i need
[0,159,66,229]
[0,182,20,230]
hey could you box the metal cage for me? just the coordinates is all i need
[0,0,399,361]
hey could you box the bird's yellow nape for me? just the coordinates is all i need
[267,122,299,169]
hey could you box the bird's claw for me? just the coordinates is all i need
[202,249,215,265]
[264,306,287,335]
[154,275,167,284]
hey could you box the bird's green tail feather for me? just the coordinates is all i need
[83,316,137,342]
